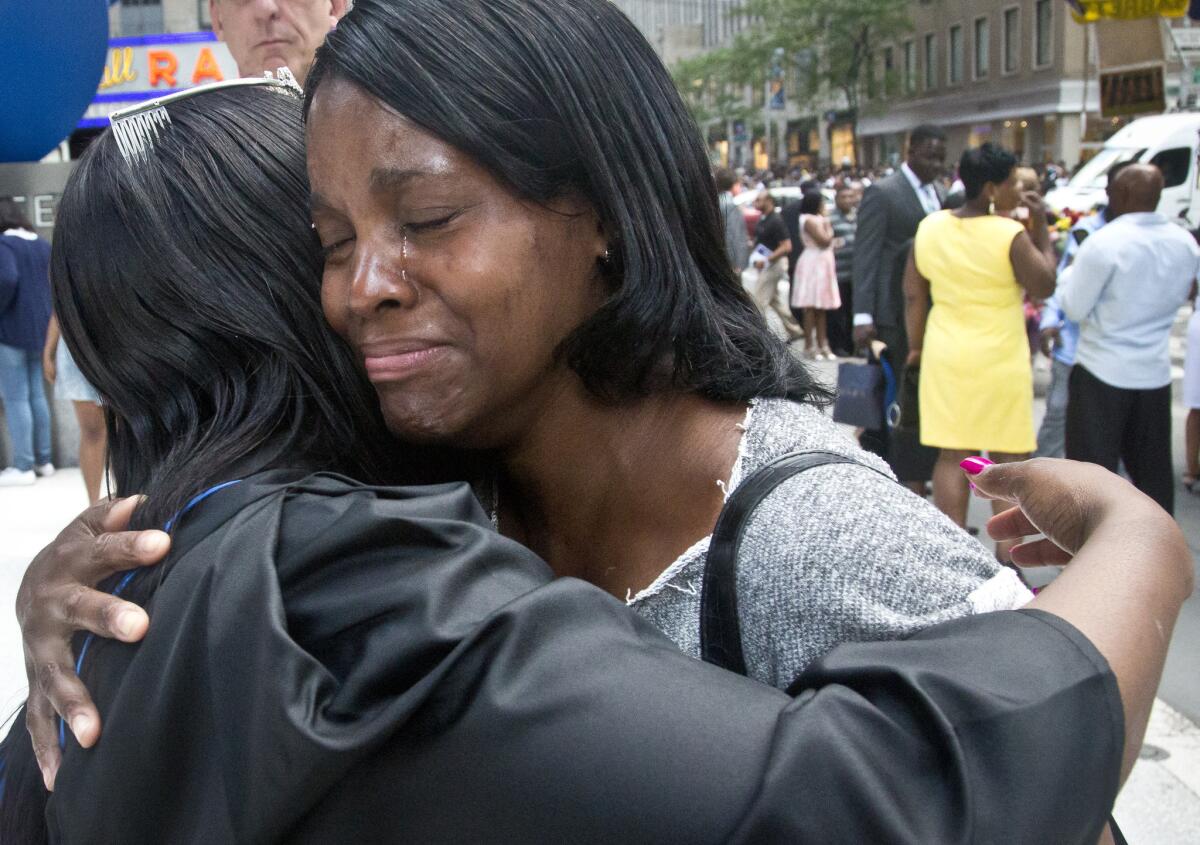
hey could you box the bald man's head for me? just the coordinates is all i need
[1107,163,1163,219]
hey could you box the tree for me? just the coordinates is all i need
[672,42,763,134]
[675,0,912,165]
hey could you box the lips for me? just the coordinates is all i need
[361,341,451,382]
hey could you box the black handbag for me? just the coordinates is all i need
[832,357,886,430]
[891,363,921,434]
[698,450,1128,844]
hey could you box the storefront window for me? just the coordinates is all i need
[830,125,856,166]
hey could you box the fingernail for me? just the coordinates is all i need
[137,532,167,555]
[960,457,994,476]
[71,714,93,742]
[116,608,143,639]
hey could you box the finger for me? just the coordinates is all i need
[967,459,1032,506]
[30,639,103,749]
[1010,537,1073,567]
[99,495,147,534]
[50,584,149,642]
[986,506,1040,541]
[25,689,62,791]
[84,528,171,581]
[77,495,141,535]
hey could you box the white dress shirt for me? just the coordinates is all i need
[1059,211,1200,390]
[853,164,940,327]
[901,162,942,216]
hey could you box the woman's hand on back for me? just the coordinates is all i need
[16,496,170,789]
[968,457,1193,784]
[968,458,1187,575]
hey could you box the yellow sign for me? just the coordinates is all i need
[1100,65,1167,117]
[1070,0,1189,22]
[99,48,137,90]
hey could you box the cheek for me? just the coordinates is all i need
[319,273,348,338]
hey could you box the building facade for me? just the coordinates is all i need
[860,0,1099,168]
[625,0,1197,171]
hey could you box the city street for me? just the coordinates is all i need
[1,336,1198,838]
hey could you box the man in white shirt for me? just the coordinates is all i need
[1060,164,1200,515]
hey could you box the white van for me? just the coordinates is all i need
[1045,113,1200,228]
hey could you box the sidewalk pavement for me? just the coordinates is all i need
[2,467,1199,839]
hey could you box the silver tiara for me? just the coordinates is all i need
[109,67,303,165]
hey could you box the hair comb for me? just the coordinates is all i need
[109,67,303,165]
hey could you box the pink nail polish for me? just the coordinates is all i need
[960,457,994,476]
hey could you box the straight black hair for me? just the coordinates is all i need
[799,191,824,216]
[1,84,406,845]
[0,199,34,231]
[959,143,1019,200]
[306,0,829,406]
[53,87,400,533]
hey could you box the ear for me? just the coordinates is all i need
[209,0,224,39]
[330,0,349,21]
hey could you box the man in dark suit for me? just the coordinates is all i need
[851,125,947,489]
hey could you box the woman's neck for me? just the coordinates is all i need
[496,380,748,599]
[954,197,992,219]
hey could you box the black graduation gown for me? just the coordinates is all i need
[13,471,1120,842]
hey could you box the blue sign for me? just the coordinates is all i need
[0,1,109,161]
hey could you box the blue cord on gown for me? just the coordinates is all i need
[55,480,243,750]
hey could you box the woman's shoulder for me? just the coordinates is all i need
[737,398,894,483]
[165,472,503,584]
[733,401,1030,685]
[987,214,1027,238]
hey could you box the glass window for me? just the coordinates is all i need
[974,17,989,79]
[1151,148,1192,189]
[883,46,895,95]
[904,40,917,94]
[1035,0,1053,67]
[1067,147,1145,191]
[1003,7,1019,74]
[119,0,163,37]
[949,25,963,85]
[924,33,937,90]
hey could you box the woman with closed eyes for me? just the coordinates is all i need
[8,2,1192,842]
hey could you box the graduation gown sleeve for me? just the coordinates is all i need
[41,473,1121,844]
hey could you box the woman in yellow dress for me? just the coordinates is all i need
[904,144,1057,555]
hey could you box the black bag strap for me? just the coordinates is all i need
[699,448,1129,845]
[700,449,892,674]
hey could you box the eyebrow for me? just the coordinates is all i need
[309,166,448,215]
[368,166,444,194]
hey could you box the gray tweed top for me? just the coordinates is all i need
[627,398,1031,690]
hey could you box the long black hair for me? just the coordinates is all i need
[51,86,399,533]
[306,0,829,406]
[0,84,403,844]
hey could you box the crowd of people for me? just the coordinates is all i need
[0,0,1194,842]
[722,122,1200,535]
